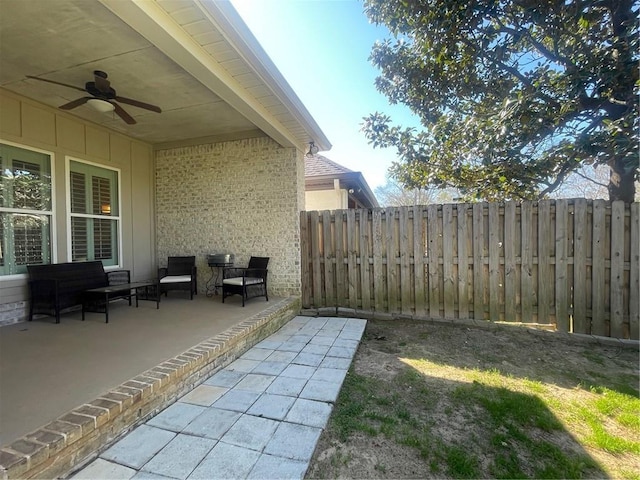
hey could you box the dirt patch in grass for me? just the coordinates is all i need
[306,319,639,479]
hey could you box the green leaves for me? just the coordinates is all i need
[362,0,639,201]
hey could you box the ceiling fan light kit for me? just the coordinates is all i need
[87,98,115,113]
[25,70,161,125]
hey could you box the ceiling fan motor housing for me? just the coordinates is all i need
[85,82,116,100]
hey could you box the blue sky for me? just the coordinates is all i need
[229,0,420,190]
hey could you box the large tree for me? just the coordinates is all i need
[361,0,639,202]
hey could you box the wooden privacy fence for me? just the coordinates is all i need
[300,199,639,339]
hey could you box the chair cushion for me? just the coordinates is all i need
[160,275,192,284]
[223,277,264,286]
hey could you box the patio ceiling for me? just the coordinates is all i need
[0,0,331,151]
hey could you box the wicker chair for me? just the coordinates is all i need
[222,256,269,306]
[158,256,197,299]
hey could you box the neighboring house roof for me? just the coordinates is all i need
[305,154,353,176]
[305,155,379,208]
[0,0,330,153]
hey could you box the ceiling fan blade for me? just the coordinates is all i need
[115,96,162,113]
[59,97,91,110]
[26,75,86,92]
[93,72,111,93]
[112,102,136,124]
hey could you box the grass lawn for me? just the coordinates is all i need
[306,319,639,479]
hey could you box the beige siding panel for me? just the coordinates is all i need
[130,142,154,280]
[22,103,55,145]
[85,126,110,160]
[0,282,28,304]
[110,135,131,166]
[56,116,85,154]
[0,93,21,136]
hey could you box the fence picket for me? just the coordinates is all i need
[399,207,412,315]
[414,206,427,317]
[504,202,517,322]
[386,208,398,313]
[310,212,323,307]
[555,200,569,332]
[610,201,625,338]
[630,203,639,340]
[520,201,534,324]
[323,210,335,308]
[591,200,606,335]
[489,202,501,322]
[360,209,371,311]
[443,204,455,319]
[473,203,485,320]
[428,205,441,318]
[372,209,384,312]
[335,210,345,308]
[300,211,311,308]
[346,209,358,309]
[538,200,551,324]
[457,204,470,319]
[573,199,588,334]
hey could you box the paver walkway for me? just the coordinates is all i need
[71,316,366,480]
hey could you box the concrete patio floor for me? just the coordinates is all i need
[0,293,281,447]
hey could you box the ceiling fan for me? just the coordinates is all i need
[25,70,161,125]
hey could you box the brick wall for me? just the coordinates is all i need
[155,137,304,297]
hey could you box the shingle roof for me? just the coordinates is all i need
[305,154,353,177]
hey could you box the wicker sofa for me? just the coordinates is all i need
[27,261,130,323]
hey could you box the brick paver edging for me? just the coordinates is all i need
[0,297,301,480]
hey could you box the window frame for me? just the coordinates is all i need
[0,140,56,279]
[65,156,123,269]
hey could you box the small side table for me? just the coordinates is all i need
[205,262,233,296]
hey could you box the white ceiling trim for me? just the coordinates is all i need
[197,0,331,153]
[98,0,310,150]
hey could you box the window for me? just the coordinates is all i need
[68,160,120,266]
[0,143,53,275]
